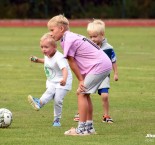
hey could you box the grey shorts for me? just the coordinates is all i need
[98,76,110,89]
[83,70,111,94]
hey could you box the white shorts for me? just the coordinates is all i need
[98,76,110,89]
[83,70,111,94]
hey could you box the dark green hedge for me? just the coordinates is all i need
[0,0,155,19]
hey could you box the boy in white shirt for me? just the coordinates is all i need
[28,33,72,127]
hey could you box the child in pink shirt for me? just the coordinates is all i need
[47,14,112,135]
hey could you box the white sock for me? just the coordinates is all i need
[86,120,93,124]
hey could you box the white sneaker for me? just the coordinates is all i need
[88,127,97,134]
[86,123,97,134]
[28,95,40,111]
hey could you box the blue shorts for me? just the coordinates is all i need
[98,88,109,95]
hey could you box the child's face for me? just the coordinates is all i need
[49,25,64,41]
[88,31,104,47]
[40,39,56,57]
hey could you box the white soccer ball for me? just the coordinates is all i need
[0,108,13,128]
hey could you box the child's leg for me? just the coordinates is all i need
[53,88,68,120]
[87,95,93,120]
[65,71,111,135]
[76,94,96,134]
[77,72,110,133]
[75,93,89,133]
[98,77,110,116]
[101,92,109,116]
[28,87,55,111]
[85,96,96,134]
[77,94,90,120]
[40,86,56,106]
[78,93,89,122]
[73,95,92,122]
[98,76,113,122]
[101,92,113,123]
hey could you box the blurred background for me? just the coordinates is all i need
[0,0,155,19]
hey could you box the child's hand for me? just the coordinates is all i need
[60,79,66,86]
[77,81,86,93]
[114,74,118,81]
[30,56,38,63]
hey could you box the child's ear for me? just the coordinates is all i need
[60,26,65,32]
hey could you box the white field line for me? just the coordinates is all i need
[119,66,155,71]
[0,46,38,50]
[124,52,152,55]
[0,64,43,68]
[0,64,13,67]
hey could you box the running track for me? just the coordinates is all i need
[0,19,155,27]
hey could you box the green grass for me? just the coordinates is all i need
[0,26,155,145]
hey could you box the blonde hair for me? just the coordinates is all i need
[40,32,57,48]
[47,14,69,30]
[87,19,105,34]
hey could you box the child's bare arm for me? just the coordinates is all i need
[67,56,83,81]
[67,56,86,92]
[112,62,118,81]
[60,67,68,86]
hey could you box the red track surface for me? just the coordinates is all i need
[0,19,155,27]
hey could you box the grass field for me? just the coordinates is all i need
[0,26,155,145]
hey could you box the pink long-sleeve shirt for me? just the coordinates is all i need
[60,31,112,76]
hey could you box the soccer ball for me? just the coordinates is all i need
[0,108,13,128]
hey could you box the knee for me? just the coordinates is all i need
[101,93,109,101]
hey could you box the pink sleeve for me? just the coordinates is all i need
[61,31,83,58]
[63,35,76,58]
[63,39,76,58]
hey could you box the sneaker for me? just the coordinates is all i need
[102,115,113,123]
[64,127,90,136]
[86,123,97,134]
[53,118,61,127]
[88,127,96,134]
[73,113,79,122]
[28,95,41,111]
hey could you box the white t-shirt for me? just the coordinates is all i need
[44,51,72,90]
